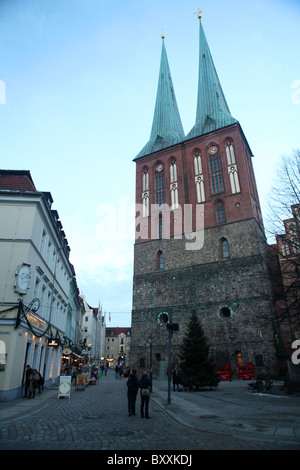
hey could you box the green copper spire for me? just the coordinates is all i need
[134,36,185,160]
[186,15,237,140]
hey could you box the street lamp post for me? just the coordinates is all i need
[167,313,172,405]
[166,311,179,405]
[148,334,153,392]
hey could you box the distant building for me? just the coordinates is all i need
[105,327,131,367]
[80,296,106,363]
[273,205,300,354]
[0,170,83,400]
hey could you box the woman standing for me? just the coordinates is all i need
[139,371,151,419]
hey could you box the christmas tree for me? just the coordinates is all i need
[179,311,220,388]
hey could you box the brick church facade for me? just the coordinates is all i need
[130,15,278,378]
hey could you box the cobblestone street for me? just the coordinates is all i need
[0,372,299,455]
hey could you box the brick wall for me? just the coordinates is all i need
[131,218,278,377]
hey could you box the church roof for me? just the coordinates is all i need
[185,15,237,140]
[134,17,238,160]
[134,36,185,160]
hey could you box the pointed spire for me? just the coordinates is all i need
[186,15,237,140]
[134,36,185,160]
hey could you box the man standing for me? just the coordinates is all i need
[172,367,181,391]
[127,369,139,416]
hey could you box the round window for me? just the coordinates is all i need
[220,307,231,318]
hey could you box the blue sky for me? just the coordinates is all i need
[1,0,299,327]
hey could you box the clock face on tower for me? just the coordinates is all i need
[209,146,217,155]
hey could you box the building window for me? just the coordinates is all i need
[46,240,52,265]
[225,140,240,194]
[220,306,231,318]
[143,169,149,191]
[228,165,240,194]
[142,169,149,217]
[216,202,226,223]
[155,165,165,205]
[170,161,179,208]
[157,250,164,269]
[40,229,47,256]
[209,146,224,194]
[225,141,236,165]
[255,355,264,367]
[158,213,163,238]
[33,277,40,299]
[193,153,205,202]
[220,237,230,258]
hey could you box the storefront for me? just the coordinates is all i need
[0,303,63,401]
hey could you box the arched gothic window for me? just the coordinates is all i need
[157,250,164,269]
[220,237,230,258]
[193,153,205,202]
[158,213,163,239]
[155,164,165,205]
[170,161,179,208]
[209,146,224,194]
[216,201,226,224]
[225,140,240,194]
[142,169,149,217]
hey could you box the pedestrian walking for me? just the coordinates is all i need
[139,371,151,419]
[28,369,40,399]
[118,365,123,379]
[115,365,119,379]
[104,365,108,376]
[172,367,181,391]
[127,369,139,416]
[36,370,44,394]
[24,365,32,397]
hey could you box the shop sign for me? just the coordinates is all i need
[58,376,71,399]
[27,313,46,332]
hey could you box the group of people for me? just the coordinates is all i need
[24,365,44,399]
[126,369,151,419]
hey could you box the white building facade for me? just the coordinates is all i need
[80,297,106,364]
[0,170,83,401]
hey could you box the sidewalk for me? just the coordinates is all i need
[0,384,60,424]
[150,378,300,445]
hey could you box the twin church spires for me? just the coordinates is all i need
[135,15,237,160]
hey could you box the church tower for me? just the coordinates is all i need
[131,15,278,378]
